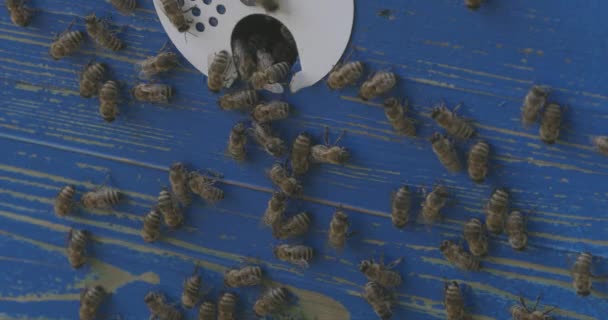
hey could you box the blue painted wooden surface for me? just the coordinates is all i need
[0,0,607,319]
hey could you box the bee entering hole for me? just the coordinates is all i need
[231,14,299,82]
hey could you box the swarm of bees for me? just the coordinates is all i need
[33,2,603,319]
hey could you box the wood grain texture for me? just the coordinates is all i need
[0,0,607,319]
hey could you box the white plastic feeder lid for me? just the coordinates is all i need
[153,0,355,93]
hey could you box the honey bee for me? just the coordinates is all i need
[84,14,123,51]
[157,189,183,229]
[49,29,85,60]
[362,281,393,320]
[291,132,312,176]
[359,71,397,101]
[81,187,122,209]
[251,101,290,123]
[138,51,179,79]
[430,133,461,172]
[465,0,481,10]
[109,0,137,15]
[218,292,238,320]
[232,38,257,81]
[273,244,314,267]
[253,287,289,317]
[181,268,202,309]
[327,61,364,90]
[99,80,119,122]
[268,163,302,196]
[79,285,106,320]
[198,301,216,320]
[511,296,555,320]
[257,0,279,11]
[572,252,593,296]
[431,103,475,139]
[188,171,225,204]
[444,281,466,320]
[218,90,259,111]
[521,85,549,126]
[328,207,351,250]
[224,265,263,288]
[311,127,350,165]
[467,141,489,183]
[80,62,106,98]
[144,291,183,320]
[132,83,173,103]
[250,61,290,92]
[419,185,449,224]
[505,211,527,250]
[227,122,247,161]
[263,191,288,228]
[463,218,488,257]
[273,212,311,240]
[593,136,608,156]
[539,103,561,144]
[249,121,287,157]
[485,188,509,234]
[6,0,31,27]
[54,185,76,217]
[256,48,275,71]
[141,208,162,242]
[160,0,190,33]
[169,162,192,207]
[440,240,480,271]
[383,97,416,136]
[208,50,238,92]
[67,228,90,268]
[391,186,411,229]
[359,258,403,288]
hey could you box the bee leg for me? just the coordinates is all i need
[542,306,556,315]
[519,295,529,312]
[334,129,346,146]
[386,257,404,269]
[531,295,541,312]
[323,126,330,145]
[453,102,463,114]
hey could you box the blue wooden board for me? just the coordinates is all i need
[0,0,607,319]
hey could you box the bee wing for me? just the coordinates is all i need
[263,83,284,94]
[222,58,239,89]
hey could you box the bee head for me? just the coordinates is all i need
[429,132,443,143]
[359,260,372,272]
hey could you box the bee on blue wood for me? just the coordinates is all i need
[383,97,416,136]
[359,71,397,101]
[273,244,314,267]
[138,51,179,79]
[82,187,122,209]
[521,85,549,126]
[263,191,288,228]
[181,266,202,309]
[444,281,467,320]
[249,121,287,157]
[80,285,106,320]
[108,0,137,15]
[50,28,85,60]
[391,186,411,228]
[272,211,311,240]
[144,291,183,320]
[84,14,123,51]
[467,141,490,183]
[572,252,593,296]
[132,83,173,103]
[169,162,192,207]
[362,281,393,320]
[539,103,562,144]
[160,0,190,33]
[54,185,76,217]
[157,189,183,229]
[227,122,248,161]
[328,207,352,250]
[80,62,107,98]
[188,171,225,204]
[141,207,162,242]
[463,218,488,257]
[218,292,238,320]
[251,100,290,123]
[328,61,364,90]
[485,188,509,234]
[593,136,608,156]
[6,0,31,27]
[511,296,555,320]
[419,185,449,225]
[465,0,481,10]
[268,163,302,196]
[359,258,403,288]
[431,102,475,139]
[253,287,289,317]
[311,127,350,165]
[440,240,480,271]
[430,133,461,172]
[219,90,259,111]
[224,265,263,288]
[99,80,119,122]
[67,228,90,268]
[505,211,527,250]
[198,301,216,320]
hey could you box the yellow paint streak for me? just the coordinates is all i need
[362,239,386,246]
[76,163,109,172]
[531,231,608,246]
[44,132,116,148]
[75,258,159,292]
[483,257,570,277]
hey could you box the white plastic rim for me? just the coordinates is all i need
[153,0,355,92]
